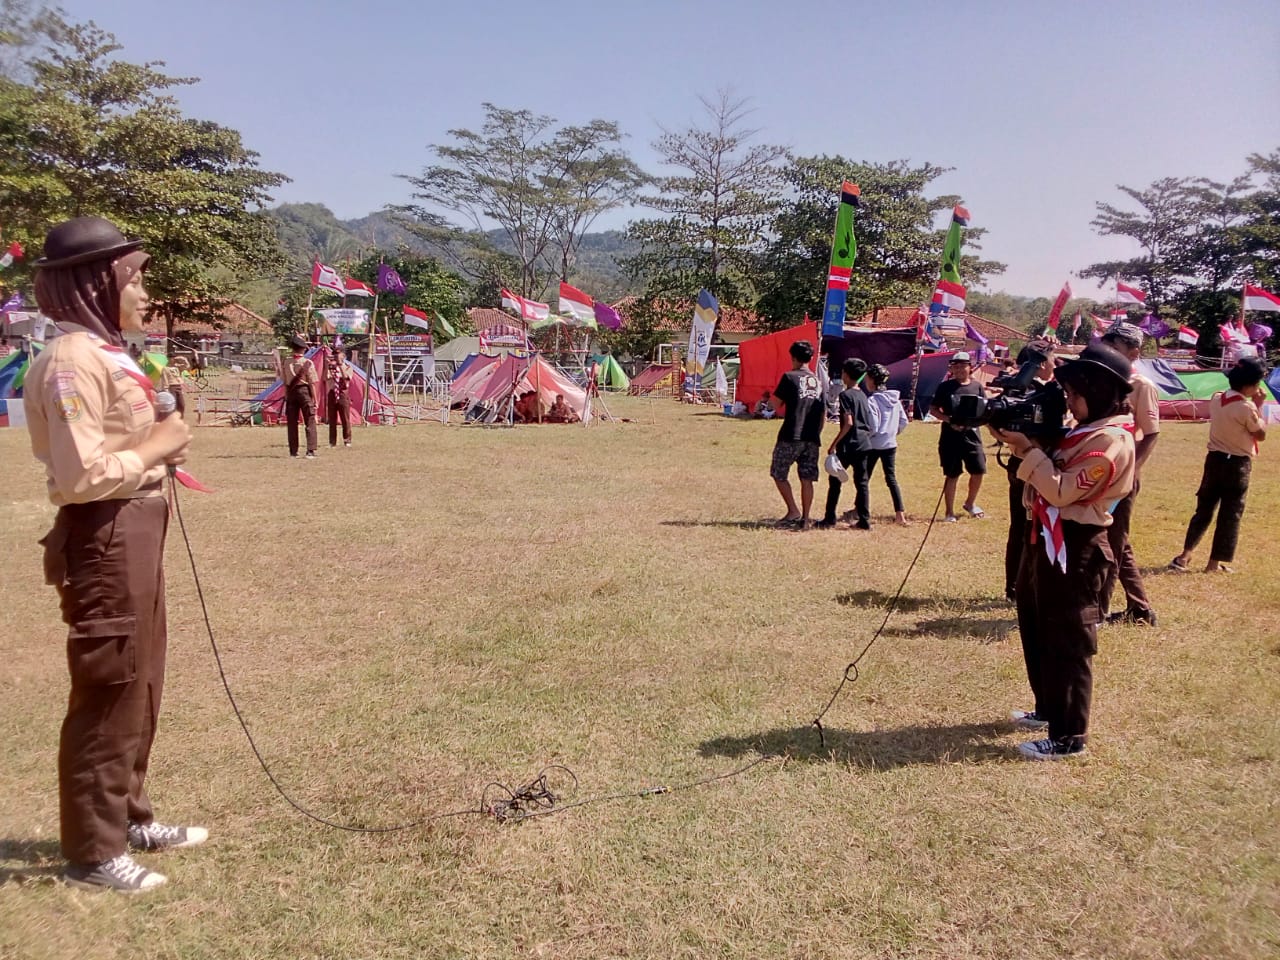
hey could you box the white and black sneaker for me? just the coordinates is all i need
[128,821,209,852]
[1017,737,1087,761]
[1010,709,1049,731]
[64,854,167,894]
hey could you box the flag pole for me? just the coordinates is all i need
[367,288,380,425]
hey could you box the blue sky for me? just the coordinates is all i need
[61,0,1280,299]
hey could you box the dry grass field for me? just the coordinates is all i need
[1,395,1277,959]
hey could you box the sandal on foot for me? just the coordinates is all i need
[1168,557,1190,572]
[1206,564,1234,574]
[963,504,986,519]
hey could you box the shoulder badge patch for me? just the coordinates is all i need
[57,395,82,422]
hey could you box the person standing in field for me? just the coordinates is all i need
[1001,341,1055,600]
[158,354,188,418]
[1099,323,1159,625]
[326,345,353,448]
[817,358,873,529]
[1169,357,1267,574]
[283,333,318,459]
[25,216,206,893]
[767,340,824,528]
[864,362,910,526]
[930,352,988,522]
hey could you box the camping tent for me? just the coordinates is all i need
[1152,366,1277,421]
[451,353,588,422]
[628,363,676,395]
[0,348,32,429]
[590,354,630,391]
[736,320,819,409]
[253,347,395,425]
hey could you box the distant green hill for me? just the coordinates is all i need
[268,204,642,301]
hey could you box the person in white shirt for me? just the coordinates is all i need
[864,363,909,526]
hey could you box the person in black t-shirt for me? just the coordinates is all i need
[767,340,823,527]
[819,358,874,529]
[930,352,988,522]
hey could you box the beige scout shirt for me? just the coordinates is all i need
[284,354,318,389]
[324,358,350,392]
[1129,372,1160,440]
[1017,414,1136,527]
[24,329,165,506]
[159,364,185,391]
[1207,391,1264,458]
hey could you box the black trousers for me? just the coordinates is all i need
[823,446,871,526]
[1103,475,1151,615]
[328,389,351,445]
[1004,457,1026,600]
[286,386,317,456]
[866,448,905,513]
[1015,520,1112,744]
[1182,451,1252,563]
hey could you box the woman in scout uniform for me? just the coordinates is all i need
[26,217,205,893]
[1169,357,1267,574]
[159,354,189,416]
[991,342,1137,760]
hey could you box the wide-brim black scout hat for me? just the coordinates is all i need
[1054,342,1133,394]
[35,217,144,269]
[287,334,308,350]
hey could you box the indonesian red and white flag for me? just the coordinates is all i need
[931,279,966,312]
[311,261,345,295]
[1243,283,1280,313]
[343,277,374,298]
[558,282,595,323]
[1110,308,1128,322]
[403,306,431,330]
[500,288,549,322]
[1116,281,1147,305]
[0,240,23,269]
[1177,325,1199,346]
[1218,323,1248,344]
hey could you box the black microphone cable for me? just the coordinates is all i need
[165,475,779,832]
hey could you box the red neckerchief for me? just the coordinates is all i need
[98,342,212,495]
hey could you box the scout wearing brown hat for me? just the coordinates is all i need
[1170,357,1268,574]
[283,333,319,458]
[992,342,1137,760]
[325,345,353,448]
[25,216,206,893]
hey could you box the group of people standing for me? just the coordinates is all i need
[280,333,354,458]
[765,340,909,530]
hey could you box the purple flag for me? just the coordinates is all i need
[1248,322,1273,343]
[1140,314,1171,339]
[376,264,406,295]
[594,300,622,330]
[1,291,23,312]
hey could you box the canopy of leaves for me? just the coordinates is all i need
[0,21,288,336]
[753,156,1005,332]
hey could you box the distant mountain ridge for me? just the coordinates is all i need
[268,203,641,300]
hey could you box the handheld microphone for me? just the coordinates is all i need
[155,390,178,475]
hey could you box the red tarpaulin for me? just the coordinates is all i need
[736,321,819,410]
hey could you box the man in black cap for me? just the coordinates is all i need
[1000,340,1054,600]
[1170,357,1268,573]
[930,351,989,522]
[1099,322,1159,625]
[283,334,318,458]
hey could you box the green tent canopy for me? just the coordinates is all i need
[1170,370,1275,401]
[590,354,630,391]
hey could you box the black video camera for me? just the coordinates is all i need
[949,359,1068,442]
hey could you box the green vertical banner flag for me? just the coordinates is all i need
[821,181,860,338]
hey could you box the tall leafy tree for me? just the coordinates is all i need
[624,91,786,307]
[0,21,288,338]
[398,103,642,299]
[753,155,1005,331]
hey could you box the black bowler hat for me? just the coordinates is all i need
[287,334,308,350]
[35,216,144,269]
[1054,342,1133,394]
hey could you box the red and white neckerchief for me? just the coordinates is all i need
[1029,419,1134,572]
[1218,391,1260,455]
[98,342,212,494]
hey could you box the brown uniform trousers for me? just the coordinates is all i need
[43,494,168,864]
[328,384,351,446]
[286,383,317,456]
[1015,520,1113,745]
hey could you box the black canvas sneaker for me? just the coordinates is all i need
[64,854,167,894]
[127,821,209,852]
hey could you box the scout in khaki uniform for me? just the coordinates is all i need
[325,345,353,448]
[1170,357,1268,574]
[1097,323,1159,625]
[25,217,206,894]
[159,354,189,416]
[283,333,318,458]
[992,342,1137,760]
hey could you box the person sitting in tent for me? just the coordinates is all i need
[513,389,539,424]
[546,393,578,423]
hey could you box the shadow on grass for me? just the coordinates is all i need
[661,518,794,531]
[835,589,1011,615]
[882,615,1016,645]
[699,721,1013,769]
[0,838,62,886]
